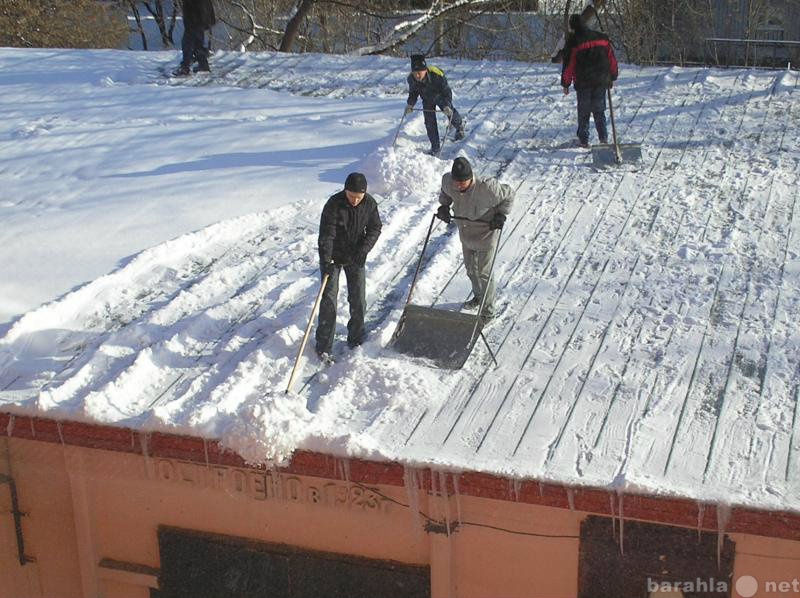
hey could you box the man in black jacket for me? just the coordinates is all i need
[316,173,382,359]
[405,54,465,155]
[174,0,216,76]
[561,13,618,148]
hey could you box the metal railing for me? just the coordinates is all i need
[704,37,800,68]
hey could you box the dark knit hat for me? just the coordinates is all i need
[344,172,367,193]
[410,53,427,71]
[569,14,585,31]
[451,157,473,182]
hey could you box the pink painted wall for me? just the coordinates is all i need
[1,436,798,598]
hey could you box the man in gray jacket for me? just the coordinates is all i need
[437,157,514,321]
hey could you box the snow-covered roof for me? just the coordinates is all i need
[0,48,798,516]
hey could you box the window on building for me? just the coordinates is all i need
[154,526,431,598]
[578,516,735,598]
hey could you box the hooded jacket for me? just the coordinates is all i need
[318,191,382,266]
[439,174,514,250]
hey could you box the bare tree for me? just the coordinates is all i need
[0,0,128,48]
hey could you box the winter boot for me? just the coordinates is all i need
[462,296,481,310]
[194,59,211,73]
[316,351,335,366]
[454,127,466,141]
[172,65,191,77]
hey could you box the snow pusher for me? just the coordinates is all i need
[286,272,330,394]
[391,215,499,370]
[591,88,643,168]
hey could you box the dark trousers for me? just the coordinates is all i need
[422,98,463,151]
[315,264,366,354]
[576,87,608,144]
[181,23,208,69]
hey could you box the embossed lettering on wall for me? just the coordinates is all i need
[155,459,389,513]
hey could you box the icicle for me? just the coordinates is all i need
[270,464,281,499]
[538,482,544,497]
[342,459,350,482]
[30,418,35,439]
[403,467,422,538]
[6,415,14,437]
[56,421,65,445]
[452,473,463,524]
[203,439,210,470]
[716,503,731,569]
[697,502,706,542]
[609,493,617,540]
[439,471,451,536]
[512,479,522,502]
[141,431,153,479]
[618,492,625,556]
[566,487,576,512]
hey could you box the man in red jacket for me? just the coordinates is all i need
[561,13,618,148]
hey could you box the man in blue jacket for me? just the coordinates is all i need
[316,173,382,360]
[405,54,466,155]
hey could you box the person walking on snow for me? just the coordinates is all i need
[174,0,216,76]
[316,173,382,360]
[561,13,618,148]
[405,54,466,155]
[436,157,514,322]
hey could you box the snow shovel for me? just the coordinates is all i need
[391,214,499,370]
[591,87,642,168]
[285,272,330,394]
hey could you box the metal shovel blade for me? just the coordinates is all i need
[591,142,643,168]
[391,305,482,370]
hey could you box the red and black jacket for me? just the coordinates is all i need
[561,29,618,90]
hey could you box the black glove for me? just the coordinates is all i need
[321,262,335,277]
[436,205,452,224]
[404,104,414,115]
[489,213,506,230]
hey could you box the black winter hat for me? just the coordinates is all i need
[569,14,585,31]
[451,157,473,182]
[344,172,367,193]
[410,53,427,71]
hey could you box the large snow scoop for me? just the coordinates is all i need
[591,89,642,168]
[391,214,499,370]
[285,272,329,394]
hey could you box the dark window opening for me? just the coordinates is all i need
[154,526,430,598]
[578,516,735,598]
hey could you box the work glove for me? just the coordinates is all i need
[321,262,335,277]
[562,86,570,96]
[443,106,454,119]
[436,205,452,224]
[404,104,414,116]
[489,213,506,230]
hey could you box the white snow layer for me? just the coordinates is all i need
[0,48,798,514]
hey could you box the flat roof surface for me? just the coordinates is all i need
[0,49,798,514]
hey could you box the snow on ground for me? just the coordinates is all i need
[0,48,798,514]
